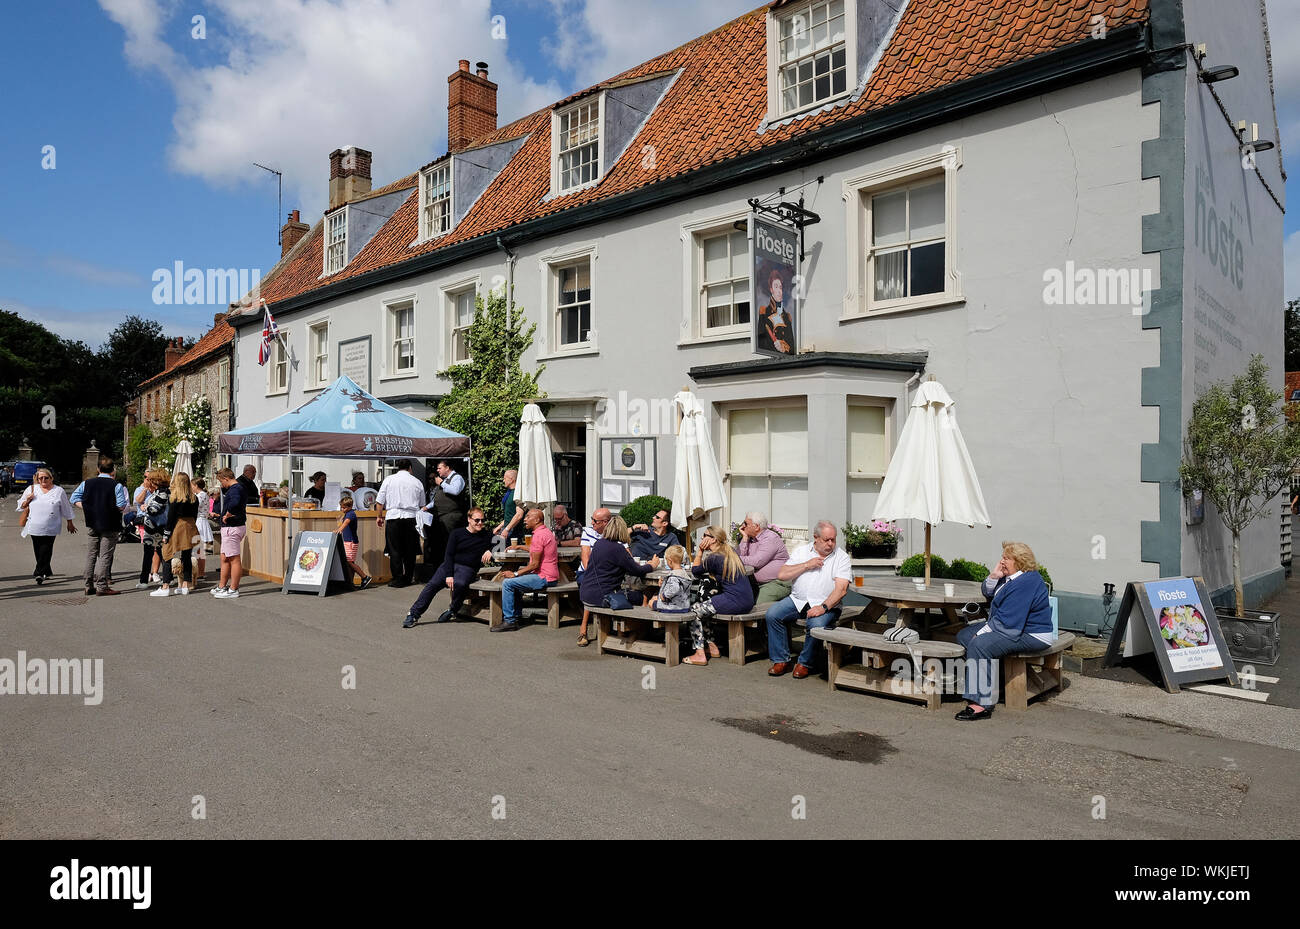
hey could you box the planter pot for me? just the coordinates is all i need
[851,543,897,559]
[1218,609,1280,666]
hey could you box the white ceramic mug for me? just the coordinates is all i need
[944,583,956,597]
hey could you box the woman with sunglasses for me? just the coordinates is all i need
[16,468,76,585]
[683,525,754,665]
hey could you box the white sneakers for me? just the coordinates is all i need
[210,586,228,597]
[213,588,239,599]
[149,587,170,597]
[149,573,162,585]
[134,582,150,590]
[179,587,190,596]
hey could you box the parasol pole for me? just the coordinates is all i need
[924,522,932,587]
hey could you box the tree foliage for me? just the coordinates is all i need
[1180,355,1300,615]
[1285,299,1300,373]
[433,289,545,516]
[101,315,171,404]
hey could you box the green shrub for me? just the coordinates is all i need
[619,495,674,530]
[947,558,990,583]
[898,553,948,578]
[1037,565,1053,592]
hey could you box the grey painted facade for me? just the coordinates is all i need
[227,5,1284,631]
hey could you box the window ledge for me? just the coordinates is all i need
[677,331,751,348]
[537,346,599,362]
[265,389,288,398]
[379,371,419,383]
[841,293,965,322]
[771,89,854,125]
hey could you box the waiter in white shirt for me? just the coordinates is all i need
[374,458,425,588]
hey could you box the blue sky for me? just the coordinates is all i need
[1,0,1296,349]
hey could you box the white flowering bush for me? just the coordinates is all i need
[156,396,213,478]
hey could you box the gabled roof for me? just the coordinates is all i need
[138,315,234,391]
[242,0,1150,317]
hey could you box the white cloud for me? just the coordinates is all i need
[1286,229,1300,303]
[543,0,759,88]
[97,0,564,219]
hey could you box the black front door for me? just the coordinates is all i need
[554,453,586,522]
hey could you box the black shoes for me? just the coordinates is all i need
[402,614,417,629]
[954,705,994,721]
[360,576,372,590]
[490,620,521,633]
[436,609,454,624]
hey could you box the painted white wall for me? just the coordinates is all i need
[231,70,1171,603]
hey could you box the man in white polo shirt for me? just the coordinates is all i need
[765,520,852,679]
[374,459,425,588]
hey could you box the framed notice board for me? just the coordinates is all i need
[282,530,354,596]
[1102,576,1237,693]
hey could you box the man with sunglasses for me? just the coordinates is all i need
[578,508,612,575]
[628,508,681,560]
[402,507,495,627]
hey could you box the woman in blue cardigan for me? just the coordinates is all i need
[954,541,1055,721]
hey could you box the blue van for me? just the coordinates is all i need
[12,461,48,491]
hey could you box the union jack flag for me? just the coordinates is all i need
[257,302,279,366]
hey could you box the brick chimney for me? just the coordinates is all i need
[280,209,309,257]
[164,336,185,369]
[328,146,373,210]
[448,60,497,154]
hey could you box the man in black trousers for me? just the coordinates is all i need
[76,455,129,596]
[374,459,424,588]
[403,507,495,627]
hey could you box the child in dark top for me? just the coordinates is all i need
[335,495,372,589]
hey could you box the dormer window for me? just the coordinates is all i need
[324,208,347,275]
[420,163,452,240]
[555,98,602,194]
[776,0,849,114]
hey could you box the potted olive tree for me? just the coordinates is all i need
[1180,356,1300,661]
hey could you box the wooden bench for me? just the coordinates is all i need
[466,579,582,629]
[811,627,966,710]
[587,605,693,666]
[1002,632,1074,711]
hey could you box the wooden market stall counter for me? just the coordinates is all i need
[242,506,390,585]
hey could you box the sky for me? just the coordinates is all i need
[0,0,1297,350]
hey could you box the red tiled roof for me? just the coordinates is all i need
[139,315,234,389]
[253,0,1149,311]
[1286,370,1300,398]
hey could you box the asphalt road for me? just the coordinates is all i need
[2,508,1297,840]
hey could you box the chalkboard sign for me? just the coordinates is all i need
[1102,576,1237,693]
[282,529,354,596]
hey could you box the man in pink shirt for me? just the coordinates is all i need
[492,508,558,632]
[738,511,791,605]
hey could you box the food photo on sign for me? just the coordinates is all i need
[290,541,330,586]
[1145,578,1222,673]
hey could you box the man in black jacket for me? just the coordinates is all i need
[78,455,128,595]
[403,507,495,627]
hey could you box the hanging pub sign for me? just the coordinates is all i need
[282,529,354,596]
[750,215,799,358]
[1102,576,1237,693]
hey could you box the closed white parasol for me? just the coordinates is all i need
[873,379,991,584]
[516,403,557,508]
[670,389,726,545]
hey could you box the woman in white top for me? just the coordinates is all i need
[17,467,76,585]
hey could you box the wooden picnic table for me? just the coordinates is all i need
[492,546,584,582]
[851,576,986,633]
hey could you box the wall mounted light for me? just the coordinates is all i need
[1199,65,1239,83]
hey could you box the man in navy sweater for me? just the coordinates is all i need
[403,507,495,627]
[954,542,1055,720]
[73,455,129,595]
